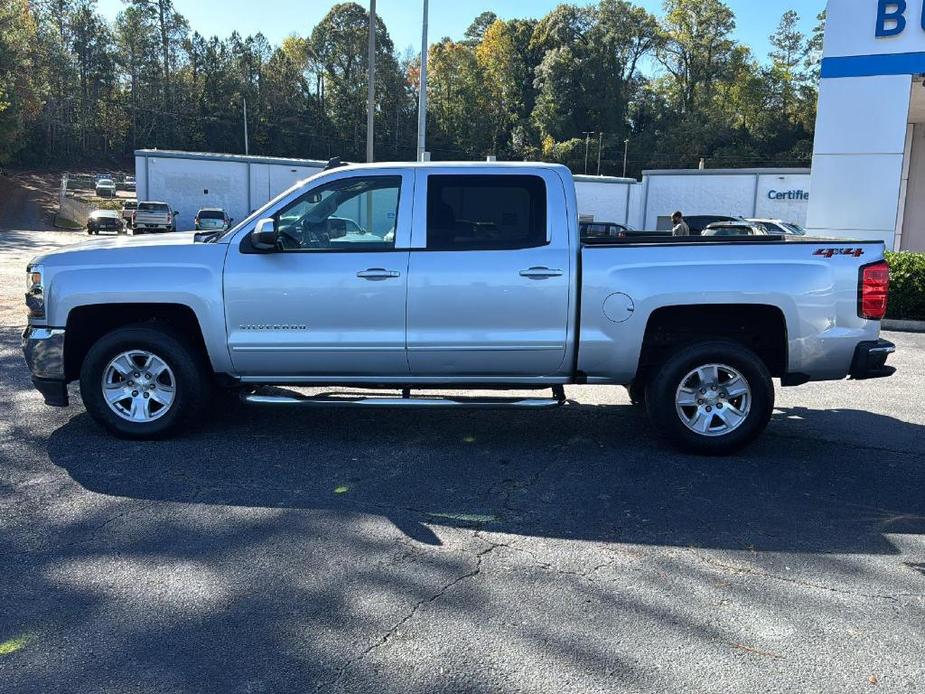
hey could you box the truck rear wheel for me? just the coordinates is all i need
[645,340,774,455]
[79,325,208,439]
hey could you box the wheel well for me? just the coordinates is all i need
[64,303,210,381]
[638,304,788,380]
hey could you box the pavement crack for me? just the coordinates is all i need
[687,548,917,603]
[316,535,501,692]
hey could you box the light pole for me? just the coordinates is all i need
[596,132,604,176]
[622,138,630,178]
[416,0,429,162]
[583,131,594,174]
[366,0,377,163]
[243,96,249,155]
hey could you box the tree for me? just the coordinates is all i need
[804,9,826,80]
[657,0,736,113]
[464,11,498,44]
[427,38,487,157]
[310,2,406,159]
[768,9,804,116]
[0,0,821,176]
[0,0,41,162]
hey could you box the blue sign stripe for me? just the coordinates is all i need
[822,51,925,78]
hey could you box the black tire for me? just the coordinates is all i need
[644,340,774,455]
[626,381,646,406]
[79,324,209,439]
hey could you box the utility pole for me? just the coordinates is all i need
[243,96,249,155]
[623,138,630,178]
[582,132,594,174]
[366,0,377,163]
[596,132,604,176]
[416,0,429,162]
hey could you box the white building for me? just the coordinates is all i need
[636,169,811,230]
[134,150,326,226]
[808,0,925,251]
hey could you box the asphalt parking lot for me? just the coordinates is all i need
[1,177,924,693]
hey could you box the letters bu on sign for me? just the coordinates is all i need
[876,0,925,37]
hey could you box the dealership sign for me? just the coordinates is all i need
[877,0,925,36]
[768,189,809,201]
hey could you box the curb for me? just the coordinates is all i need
[52,213,83,231]
[882,319,925,333]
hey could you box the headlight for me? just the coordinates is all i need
[25,264,45,319]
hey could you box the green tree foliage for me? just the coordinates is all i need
[0,0,41,162]
[0,0,823,175]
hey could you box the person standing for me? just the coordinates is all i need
[671,211,690,236]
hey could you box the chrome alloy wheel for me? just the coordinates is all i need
[101,350,176,422]
[675,363,752,437]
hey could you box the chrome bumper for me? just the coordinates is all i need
[22,327,69,406]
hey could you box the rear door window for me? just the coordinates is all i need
[425,175,547,250]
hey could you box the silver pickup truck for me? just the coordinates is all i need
[131,201,177,233]
[22,162,895,453]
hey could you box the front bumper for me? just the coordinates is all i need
[849,339,896,380]
[22,327,69,406]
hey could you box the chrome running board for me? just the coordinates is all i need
[243,388,565,409]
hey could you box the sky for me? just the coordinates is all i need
[95,0,826,66]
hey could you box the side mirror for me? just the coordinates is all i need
[174,210,180,216]
[251,218,278,250]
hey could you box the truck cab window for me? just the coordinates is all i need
[425,175,547,250]
[275,176,401,251]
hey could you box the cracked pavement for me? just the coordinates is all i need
[1,178,924,692]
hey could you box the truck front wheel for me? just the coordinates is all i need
[645,340,774,455]
[79,325,208,439]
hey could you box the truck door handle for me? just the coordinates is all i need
[519,266,563,279]
[357,268,401,280]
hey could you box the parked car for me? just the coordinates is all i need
[747,218,807,236]
[131,201,177,233]
[95,178,116,198]
[702,221,771,237]
[194,208,232,231]
[120,199,138,227]
[580,221,633,239]
[86,209,125,235]
[683,215,743,235]
[122,175,136,192]
[22,162,895,455]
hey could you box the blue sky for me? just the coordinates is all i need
[96,0,825,66]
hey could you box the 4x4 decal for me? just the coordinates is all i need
[814,248,865,258]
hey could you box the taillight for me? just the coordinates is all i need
[859,260,890,320]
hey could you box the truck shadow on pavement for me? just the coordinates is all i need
[44,395,925,556]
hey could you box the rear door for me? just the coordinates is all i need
[406,171,571,377]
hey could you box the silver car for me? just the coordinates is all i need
[195,208,231,231]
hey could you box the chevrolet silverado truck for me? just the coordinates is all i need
[22,163,895,454]
[131,201,177,233]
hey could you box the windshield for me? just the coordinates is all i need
[784,223,806,235]
[139,203,168,212]
[98,179,114,186]
[198,210,224,219]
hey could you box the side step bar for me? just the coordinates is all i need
[243,386,566,410]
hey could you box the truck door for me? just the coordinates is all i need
[406,171,571,377]
[223,172,412,377]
